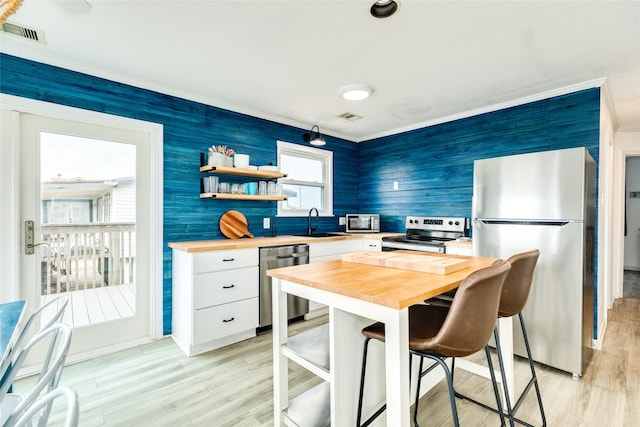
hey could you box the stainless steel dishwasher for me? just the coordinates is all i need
[259,244,309,329]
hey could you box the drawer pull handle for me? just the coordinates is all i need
[368,244,376,247]
[222,317,235,323]
[222,258,235,262]
[222,284,235,289]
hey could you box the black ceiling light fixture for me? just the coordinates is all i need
[303,125,326,146]
[370,0,399,18]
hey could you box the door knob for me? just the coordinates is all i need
[25,220,50,255]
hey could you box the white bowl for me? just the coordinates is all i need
[258,165,279,172]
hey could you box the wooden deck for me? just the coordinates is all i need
[42,283,136,328]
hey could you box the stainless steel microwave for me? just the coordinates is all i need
[345,214,380,233]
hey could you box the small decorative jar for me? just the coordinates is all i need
[208,152,226,166]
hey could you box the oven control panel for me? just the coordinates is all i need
[405,216,468,233]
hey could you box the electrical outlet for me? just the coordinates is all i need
[393,181,399,190]
[263,218,270,229]
[339,217,346,225]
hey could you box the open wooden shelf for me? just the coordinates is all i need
[199,165,287,179]
[199,192,287,201]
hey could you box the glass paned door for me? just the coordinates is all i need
[39,133,137,325]
[20,113,151,358]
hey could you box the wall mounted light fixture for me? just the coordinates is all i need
[303,125,326,146]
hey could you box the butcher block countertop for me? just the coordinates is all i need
[267,251,497,309]
[168,232,404,253]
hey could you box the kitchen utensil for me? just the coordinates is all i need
[219,210,254,239]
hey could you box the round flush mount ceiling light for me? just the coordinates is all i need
[339,84,373,101]
[370,0,399,19]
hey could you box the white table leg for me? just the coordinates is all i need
[272,278,288,426]
[384,308,410,426]
[497,316,514,402]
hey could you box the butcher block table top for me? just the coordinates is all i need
[268,251,497,310]
[168,232,404,252]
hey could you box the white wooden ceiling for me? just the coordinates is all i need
[2,0,639,141]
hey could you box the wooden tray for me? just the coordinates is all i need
[341,251,469,275]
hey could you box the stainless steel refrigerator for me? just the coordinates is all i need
[472,147,595,377]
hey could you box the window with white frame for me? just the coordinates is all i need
[277,140,333,217]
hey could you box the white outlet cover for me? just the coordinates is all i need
[339,217,346,225]
[393,181,399,190]
[263,218,270,229]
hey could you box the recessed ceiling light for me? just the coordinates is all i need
[339,84,373,101]
[370,1,399,19]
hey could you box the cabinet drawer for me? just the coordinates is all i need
[193,267,258,309]
[193,248,258,273]
[362,239,382,251]
[192,298,258,345]
[309,240,362,258]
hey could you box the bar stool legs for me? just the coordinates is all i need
[356,337,415,427]
[455,315,547,427]
[356,337,386,427]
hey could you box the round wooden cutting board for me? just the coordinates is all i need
[219,210,254,239]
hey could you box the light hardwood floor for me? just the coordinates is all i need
[15,271,640,426]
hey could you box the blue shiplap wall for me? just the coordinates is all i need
[358,89,600,229]
[1,53,601,337]
[0,53,359,334]
[358,88,601,336]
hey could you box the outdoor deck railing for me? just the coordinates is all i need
[39,223,135,295]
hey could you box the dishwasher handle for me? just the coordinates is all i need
[275,253,307,259]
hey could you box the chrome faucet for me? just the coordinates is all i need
[308,207,319,236]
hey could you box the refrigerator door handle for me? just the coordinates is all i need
[476,219,571,226]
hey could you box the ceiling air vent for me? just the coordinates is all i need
[338,112,362,121]
[1,22,47,44]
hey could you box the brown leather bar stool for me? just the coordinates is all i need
[356,260,511,427]
[429,250,546,427]
[455,250,546,427]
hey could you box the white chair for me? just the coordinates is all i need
[0,323,72,426]
[0,295,69,389]
[7,386,78,427]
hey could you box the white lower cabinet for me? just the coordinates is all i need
[361,238,382,251]
[445,241,473,256]
[172,247,259,356]
[306,239,365,319]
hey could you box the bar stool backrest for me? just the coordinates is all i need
[413,260,511,357]
[498,250,540,318]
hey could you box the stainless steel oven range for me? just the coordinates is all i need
[381,216,469,253]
